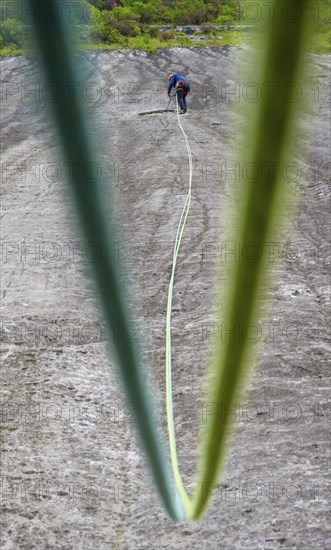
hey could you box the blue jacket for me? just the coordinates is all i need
[167,73,189,94]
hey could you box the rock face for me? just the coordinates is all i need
[1,47,330,549]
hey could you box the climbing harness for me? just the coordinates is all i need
[176,80,190,94]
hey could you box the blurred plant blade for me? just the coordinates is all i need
[26,0,184,522]
[26,0,312,522]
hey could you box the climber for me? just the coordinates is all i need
[167,73,190,114]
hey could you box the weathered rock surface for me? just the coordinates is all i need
[0,47,330,549]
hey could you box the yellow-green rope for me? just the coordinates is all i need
[165,94,193,512]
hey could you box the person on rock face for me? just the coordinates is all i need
[167,73,190,114]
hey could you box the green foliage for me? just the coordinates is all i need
[89,6,124,42]
[133,24,142,36]
[159,0,207,25]
[87,0,107,9]
[159,30,173,41]
[131,2,158,24]
[112,18,137,36]
[0,18,25,47]
[1,0,330,55]
[128,33,158,53]
[311,0,330,53]
[201,23,213,33]
[217,3,237,25]
[111,6,138,20]
[148,26,160,38]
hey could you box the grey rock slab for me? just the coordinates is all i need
[0,48,330,549]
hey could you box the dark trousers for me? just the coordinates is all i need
[176,90,187,112]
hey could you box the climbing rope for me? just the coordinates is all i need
[165,94,193,511]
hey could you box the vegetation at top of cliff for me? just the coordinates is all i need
[0,0,330,55]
